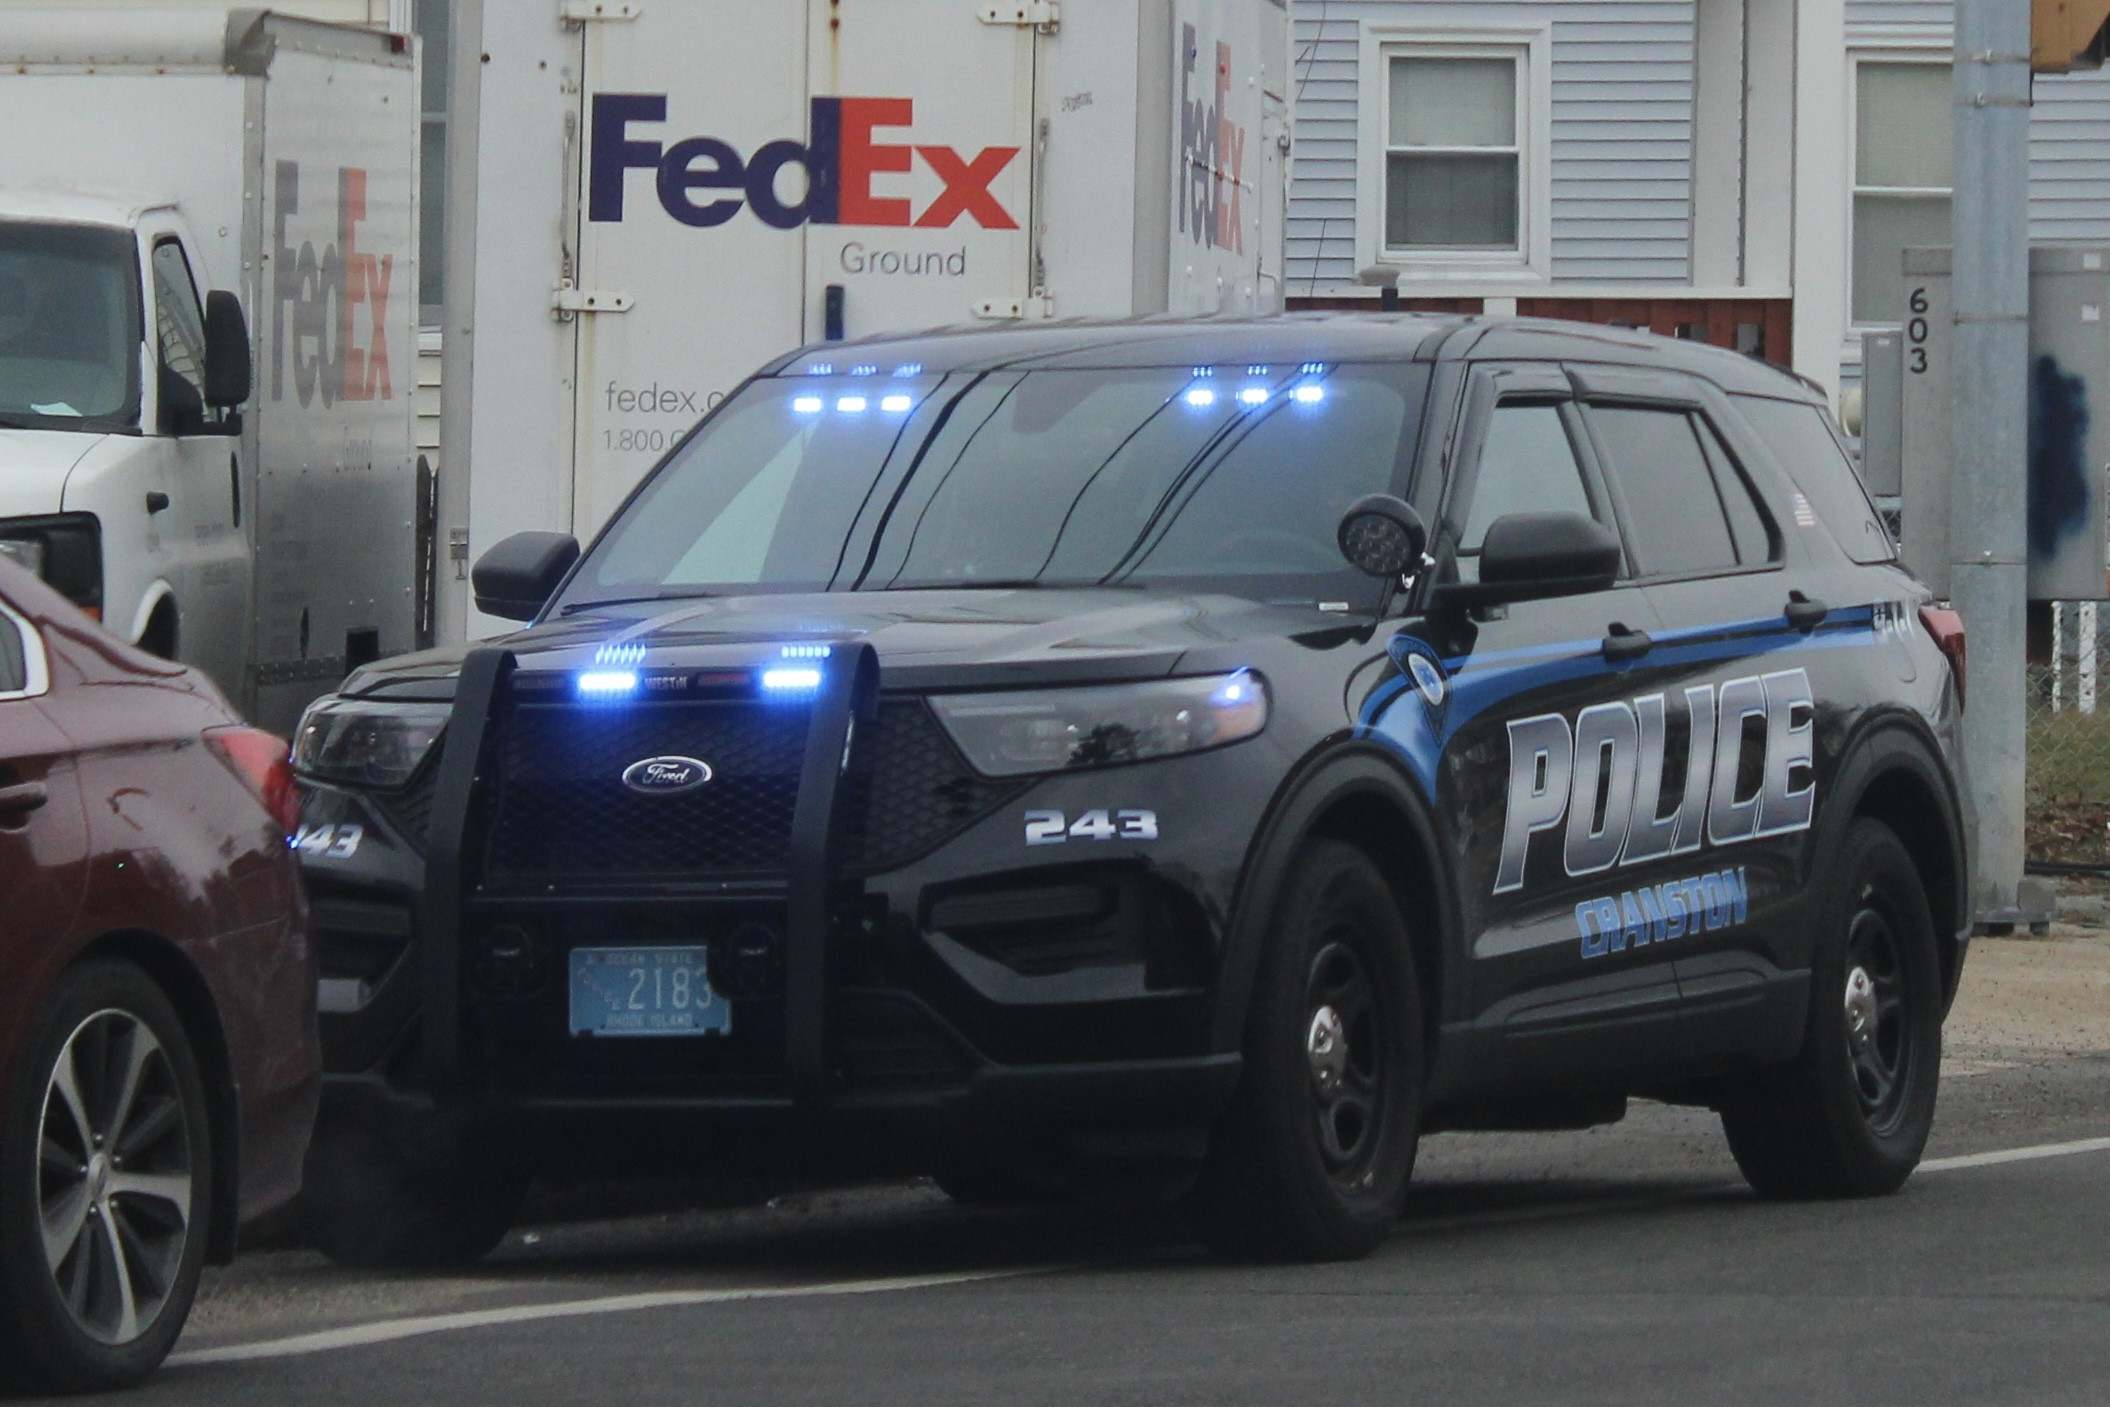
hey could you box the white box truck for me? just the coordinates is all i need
[0,8,423,730]
[444,0,1289,637]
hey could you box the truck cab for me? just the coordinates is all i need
[0,193,252,698]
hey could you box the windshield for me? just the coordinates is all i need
[561,361,1430,613]
[0,222,142,433]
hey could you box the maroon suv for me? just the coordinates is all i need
[0,559,317,1393]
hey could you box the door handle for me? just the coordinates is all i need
[0,781,48,824]
[1785,591,1828,633]
[1601,622,1653,663]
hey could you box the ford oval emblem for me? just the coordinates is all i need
[621,755,713,795]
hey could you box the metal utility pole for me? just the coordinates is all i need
[1950,0,2033,924]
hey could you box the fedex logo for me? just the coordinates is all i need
[590,94,1019,231]
[1178,24,1247,255]
[269,162,394,407]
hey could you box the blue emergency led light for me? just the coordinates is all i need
[1184,387,1217,408]
[1237,386,1269,406]
[791,395,824,414]
[778,643,832,659]
[577,670,640,697]
[1293,384,1326,405]
[880,394,914,413]
[892,363,923,376]
[850,364,878,376]
[837,395,868,413]
[1211,670,1258,706]
[761,666,824,693]
[805,362,833,375]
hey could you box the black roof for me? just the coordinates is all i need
[757,313,1822,403]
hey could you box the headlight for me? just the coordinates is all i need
[292,697,451,788]
[929,670,1268,777]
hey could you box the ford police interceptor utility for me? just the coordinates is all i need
[289,316,1971,1264]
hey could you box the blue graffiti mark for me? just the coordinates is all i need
[2028,353,2092,561]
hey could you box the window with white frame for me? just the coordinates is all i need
[1852,59,1952,325]
[1382,53,1524,254]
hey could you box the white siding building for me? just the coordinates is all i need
[1287,0,2110,403]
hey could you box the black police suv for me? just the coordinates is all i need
[289,316,1972,1264]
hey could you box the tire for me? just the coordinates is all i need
[0,960,213,1394]
[1198,839,1424,1261]
[1719,818,1943,1198]
[299,1106,525,1270]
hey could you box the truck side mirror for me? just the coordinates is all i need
[472,532,581,621]
[1336,494,1428,578]
[1437,512,1622,608]
[203,291,252,408]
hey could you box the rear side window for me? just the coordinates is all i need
[1731,395,1898,564]
[1586,405,1741,576]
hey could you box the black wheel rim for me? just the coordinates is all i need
[1304,935,1387,1187]
[1842,891,1912,1133]
[35,1009,194,1346]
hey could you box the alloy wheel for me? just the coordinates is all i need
[1305,936,1386,1186]
[35,1008,195,1346]
[1842,894,1911,1132]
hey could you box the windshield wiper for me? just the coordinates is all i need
[558,589,715,616]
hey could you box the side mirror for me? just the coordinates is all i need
[1336,494,1429,579]
[472,532,580,621]
[1441,512,1621,607]
[203,291,252,408]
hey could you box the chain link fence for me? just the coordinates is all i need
[2028,600,2110,870]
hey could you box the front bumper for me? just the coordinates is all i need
[300,642,1263,1169]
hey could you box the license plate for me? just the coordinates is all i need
[568,947,731,1038]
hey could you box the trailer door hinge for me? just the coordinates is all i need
[973,294,1056,321]
[560,0,639,20]
[552,287,634,316]
[978,2,1059,30]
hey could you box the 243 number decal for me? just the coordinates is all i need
[1024,808,1159,846]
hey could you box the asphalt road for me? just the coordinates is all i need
[31,934,2110,1406]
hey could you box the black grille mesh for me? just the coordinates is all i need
[476,695,1023,884]
[486,700,807,878]
[845,700,1026,870]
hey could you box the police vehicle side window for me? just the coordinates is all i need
[150,240,208,407]
[1694,417,1782,565]
[1730,394,1899,565]
[1455,401,1596,582]
[1586,404,1741,577]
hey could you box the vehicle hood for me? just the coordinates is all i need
[0,429,108,517]
[344,589,1348,700]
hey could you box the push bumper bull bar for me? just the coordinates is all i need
[417,641,882,1106]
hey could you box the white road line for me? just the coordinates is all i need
[168,1267,1056,1368]
[1919,1135,2110,1174]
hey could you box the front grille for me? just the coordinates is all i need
[485,699,808,880]
[846,700,1028,871]
[374,764,439,843]
[477,695,1024,885]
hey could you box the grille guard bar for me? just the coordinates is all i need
[417,642,881,1107]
